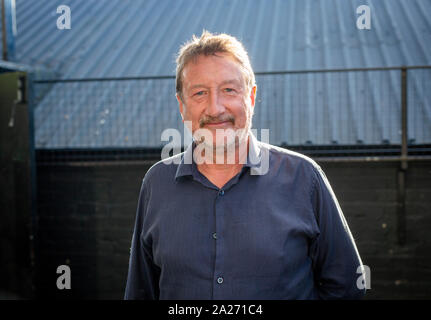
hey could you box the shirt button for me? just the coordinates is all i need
[219,190,225,196]
[212,232,217,240]
[217,277,224,284]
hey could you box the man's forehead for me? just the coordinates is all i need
[182,54,245,88]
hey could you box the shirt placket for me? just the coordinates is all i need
[212,187,226,299]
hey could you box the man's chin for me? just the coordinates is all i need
[194,127,250,150]
[198,140,232,151]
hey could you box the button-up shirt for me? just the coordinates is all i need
[124,133,366,300]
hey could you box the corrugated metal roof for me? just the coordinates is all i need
[2,0,431,148]
[0,60,30,73]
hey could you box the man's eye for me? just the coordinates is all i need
[224,88,235,93]
[194,91,205,96]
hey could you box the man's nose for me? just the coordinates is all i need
[206,91,225,117]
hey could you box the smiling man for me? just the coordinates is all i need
[124,31,366,300]
[177,48,258,186]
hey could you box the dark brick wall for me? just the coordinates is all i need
[319,161,431,299]
[35,163,152,299]
[35,160,431,299]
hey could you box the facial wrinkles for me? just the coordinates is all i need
[182,55,254,134]
[200,91,251,129]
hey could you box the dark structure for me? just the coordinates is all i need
[0,68,35,299]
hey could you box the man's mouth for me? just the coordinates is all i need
[204,121,232,127]
[200,116,235,128]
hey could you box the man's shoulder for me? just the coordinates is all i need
[142,152,184,184]
[259,141,320,171]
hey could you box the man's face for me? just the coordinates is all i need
[177,53,256,150]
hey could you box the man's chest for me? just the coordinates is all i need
[145,189,318,277]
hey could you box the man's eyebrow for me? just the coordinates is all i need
[219,79,242,86]
[188,79,242,90]
[188,84,207,90]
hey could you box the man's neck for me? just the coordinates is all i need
[196,137,249,189]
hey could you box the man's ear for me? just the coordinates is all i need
[176,93,185,121]
[250,85,257,109]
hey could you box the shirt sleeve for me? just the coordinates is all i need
[309,165,367,300]
[124,179,160,300]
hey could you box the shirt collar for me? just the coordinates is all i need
[174,130,263,180]
[174,139,195,179]
[245,130,262,169]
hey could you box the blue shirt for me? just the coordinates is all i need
[124,133,366,300]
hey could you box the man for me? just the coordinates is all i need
[124,31,366,300]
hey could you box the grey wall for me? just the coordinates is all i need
[34,160,431,299]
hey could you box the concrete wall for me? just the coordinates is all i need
[34,160,431,299]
